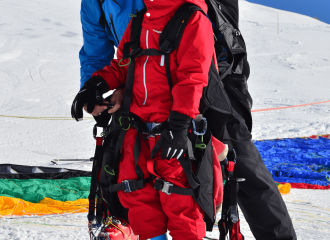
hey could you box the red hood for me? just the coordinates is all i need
[143,0,208,27]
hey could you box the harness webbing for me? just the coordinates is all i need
[153,178,196,196]
[108,177,152,193]
[219,154,244,240]
[88,135,103,223]
[158,3,203,52]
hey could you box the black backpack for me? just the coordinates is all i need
[89,1,250,239]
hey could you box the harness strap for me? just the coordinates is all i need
[177,139,200,190]
[139,49,163,57]
[159,3,203,52]
[123,45,164,60]
[108,177,152,192]
[219,220,228,240]
[114,36,138,163]
[95,197,103,224]
[88,135,103,223]
[133,128,144,180]
[164,54,173,90]
[154,178,196,196]
[219,151,244,240]
[121,8,146,116]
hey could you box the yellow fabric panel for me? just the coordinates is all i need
[0,196,88,217]
[278,183,291,195]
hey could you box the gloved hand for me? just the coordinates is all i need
[151,111,191,160]
[71,76,110,121]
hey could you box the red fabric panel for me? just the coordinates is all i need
[280,182,330,190]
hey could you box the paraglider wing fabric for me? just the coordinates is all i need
[1,134,330,217]
[0,177,91,203]
[0,165,92,216]
[0,164,92,179]
[0,197,89,216]
[254,136,330,189]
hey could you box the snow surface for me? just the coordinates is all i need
[0,0,330,239]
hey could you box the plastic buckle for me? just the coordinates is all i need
[160,42,172,53]
[156,179,173,195]
[122,180,132,193]
[230,205,239,223]
[192,117,207,136]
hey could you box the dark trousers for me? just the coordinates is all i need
[209,92,297,240]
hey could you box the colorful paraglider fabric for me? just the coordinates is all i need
[0,164,91,217]
[2,134,330,217]
[254,135,330,190]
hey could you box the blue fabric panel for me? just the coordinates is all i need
[254,137,330,186]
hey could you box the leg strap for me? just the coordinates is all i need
[153,178,196,196]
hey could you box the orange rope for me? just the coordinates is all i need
[252,100,330,113]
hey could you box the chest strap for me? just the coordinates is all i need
[108,177,152,193]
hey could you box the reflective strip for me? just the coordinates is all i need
[169,131,174,139]
[160,55,165,66]
[171,149,177,159]
[167,147,171,158]
[143,30,149,106]
[176,149,184,159]
[78,89,86,94]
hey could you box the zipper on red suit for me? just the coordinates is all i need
[143,30,149,105]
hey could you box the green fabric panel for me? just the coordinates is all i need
[0,177,91,203]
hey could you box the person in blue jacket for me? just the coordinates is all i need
[79,0,145,113]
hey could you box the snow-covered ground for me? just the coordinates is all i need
[0,0,330,239]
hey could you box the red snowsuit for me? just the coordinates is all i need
[93,0,224,239]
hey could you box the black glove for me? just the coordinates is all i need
[71,76,110,121]
[151,111,191,160]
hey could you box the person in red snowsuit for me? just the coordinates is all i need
[72,0,225,239]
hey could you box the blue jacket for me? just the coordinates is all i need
[79,0,145,88]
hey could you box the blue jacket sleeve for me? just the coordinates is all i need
[79,0,116,88]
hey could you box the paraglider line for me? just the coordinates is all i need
[252,100,330,112]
